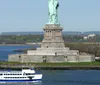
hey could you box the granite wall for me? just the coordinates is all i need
[8,54,95,63]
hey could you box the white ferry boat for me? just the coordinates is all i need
[0,69,42,82]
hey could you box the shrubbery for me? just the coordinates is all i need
[65,43,100,57]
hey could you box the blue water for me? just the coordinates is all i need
[0,46,100,85]
[42,70,100,85]
[0,70,100,85]
[0,45,36,60]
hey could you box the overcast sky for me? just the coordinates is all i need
[0,0,100,32]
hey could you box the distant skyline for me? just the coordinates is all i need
[0,0,100,32]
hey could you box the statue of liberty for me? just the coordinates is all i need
[48,0,59,24]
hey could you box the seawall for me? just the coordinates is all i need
[0,64,100,70]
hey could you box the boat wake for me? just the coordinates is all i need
[0,81,42,85]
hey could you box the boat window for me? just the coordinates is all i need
[4,77,28,78]
[25,73,34,75]
[18,74,21,75]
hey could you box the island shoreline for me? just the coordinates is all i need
[1,66,100,70]
[0,62,100,70]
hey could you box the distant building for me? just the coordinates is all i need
[84,34,96,40]
[84,36,88,40]
[88,34,96,38]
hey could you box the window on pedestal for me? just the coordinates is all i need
[64,56,67,58]
[42,56,46,63]
[19,56,21,61]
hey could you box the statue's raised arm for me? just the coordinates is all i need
[48,0,59,24]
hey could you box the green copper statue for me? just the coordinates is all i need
[48,0,59,24]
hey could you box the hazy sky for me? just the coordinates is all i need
[0,0,100,32]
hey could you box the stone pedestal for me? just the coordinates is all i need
[8,24,95,63]
[41,24,65,48]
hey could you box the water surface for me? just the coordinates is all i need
[0,46,99,85]
[0,45,35,60]
[0,70,100,85]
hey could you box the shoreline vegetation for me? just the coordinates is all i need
[13,48,36,53]
[0,62,100,70]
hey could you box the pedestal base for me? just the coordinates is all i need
[41,24,65,48]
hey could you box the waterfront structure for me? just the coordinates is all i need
[8,0,95,62]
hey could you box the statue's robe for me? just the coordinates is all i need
[48,0,59,24]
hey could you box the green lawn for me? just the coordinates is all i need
[1,61,100,67]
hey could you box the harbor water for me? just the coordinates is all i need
[0,46,100,85]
